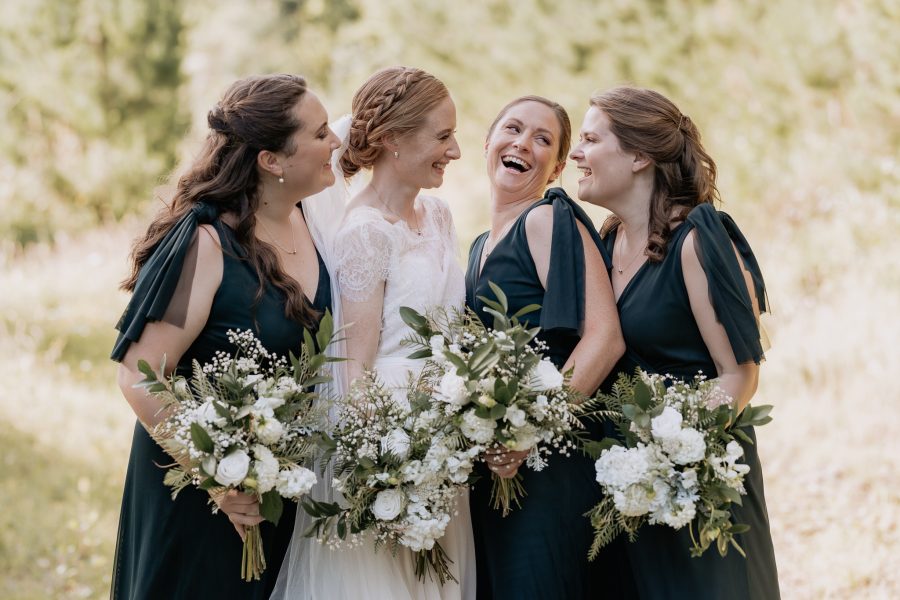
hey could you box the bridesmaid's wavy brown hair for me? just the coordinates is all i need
[122,74,319,327]
[592,86,720,262]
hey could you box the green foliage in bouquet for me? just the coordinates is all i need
[134,311,341,581]
[585,370,773,560]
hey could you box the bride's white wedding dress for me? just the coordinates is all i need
[272,193,476,599]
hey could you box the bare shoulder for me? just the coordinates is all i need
[524,204,554,241]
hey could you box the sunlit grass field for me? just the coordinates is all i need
[1,193,897,598]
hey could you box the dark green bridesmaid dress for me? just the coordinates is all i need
[465,188,635,600]
[604,203,780,599]
[109,203,331,600]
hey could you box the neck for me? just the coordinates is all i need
[489,189,543,233]
[256,183,299,222]
[369,168,419,218]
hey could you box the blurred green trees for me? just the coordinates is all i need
[1,0,897,247]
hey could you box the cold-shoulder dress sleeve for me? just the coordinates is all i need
[111,202,219,361]
[539,187,612,335]
[686,203,768,365]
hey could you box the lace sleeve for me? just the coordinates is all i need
[424,195,460,258]
[335,214,398,303]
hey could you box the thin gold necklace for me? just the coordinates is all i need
[371,184,422,236]
[257,213,297,255]
[614,231,646,274]
[483,218,516,258]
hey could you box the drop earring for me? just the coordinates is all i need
[393,151,399,159]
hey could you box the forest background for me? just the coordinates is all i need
[1,0,898,598]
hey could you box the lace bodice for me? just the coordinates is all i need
[335,195,465,360]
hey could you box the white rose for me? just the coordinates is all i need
[650,406,683,441]
[275,466,317,499]
[251,395,285,419]
[460,411,496,444]
[437,372,469,406]
[381,428,411,461]
[215,450,250,487]
[372,489,405,521]
[504,406,527,428]
[532,359,564,391]
[255,418,285,445]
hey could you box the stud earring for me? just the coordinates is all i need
[393,151,399,159]
[278,176,284,183]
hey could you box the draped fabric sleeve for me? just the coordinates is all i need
[685,203,768,364]
[110,202,219,362]
[538,187,609,335]
[334,212,399,303]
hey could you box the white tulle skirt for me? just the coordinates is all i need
[270,356,476,600]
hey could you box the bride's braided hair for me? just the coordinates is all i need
[340,67,449,176]
[593,86,720,262]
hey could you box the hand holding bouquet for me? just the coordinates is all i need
[136,312,339,580]
[585,369,773,559]
[401,282,585,516]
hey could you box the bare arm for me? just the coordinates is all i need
[341,284,386,385]
[525,206,625,396]
[116,226,222,427]
[682,230,761,411]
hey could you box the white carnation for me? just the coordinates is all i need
[665,427,707,465]
[532,359,564,391]
[650,406,683,441]
[437,372,469,406]
[381,428,411,461]
[255,417,285,445]
[372,489,405,521]
[252,445,279,493]
[215,450,250,487]
[400,513,451,551]
[460,411,496,444]
[504,406,527,428]
[275,466,317,499]
[196,399,227,428]
[595,445,653,490]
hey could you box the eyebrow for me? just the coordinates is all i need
[504,117,555,137]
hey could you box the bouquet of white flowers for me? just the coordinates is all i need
[135,312,339,581]
[401,283,584,516]
[302,370,479,584]
[585,369,773,560]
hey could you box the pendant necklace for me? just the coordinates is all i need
[614,231,646,274]
[258,213,297,255]
[372,184,422,236]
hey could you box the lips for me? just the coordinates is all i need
[576,165,592,182]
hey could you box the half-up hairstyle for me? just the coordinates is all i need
[123,73,320,328]
[340,66,449,176]
[592,86,719,262]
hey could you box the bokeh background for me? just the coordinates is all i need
[1,0,898,597]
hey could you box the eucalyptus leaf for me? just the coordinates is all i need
[260,490,284,525]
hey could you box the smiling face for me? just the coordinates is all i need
[569,105,640,207]
[393,95,461,189]
[485,100,565,201]
[276,92,341,198]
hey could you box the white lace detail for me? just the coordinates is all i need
[335,196,464,359]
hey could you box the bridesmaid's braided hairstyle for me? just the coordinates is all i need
[340,66,450,176]
[592,86,720,262]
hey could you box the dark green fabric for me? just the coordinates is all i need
[110,218,331,600]
[603,204,780,599]
[111,202,219,362]
[465,188,632,600]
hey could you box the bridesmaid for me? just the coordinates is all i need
[110,74,340,599]
[570,86,780,598]
[465,95,626,599]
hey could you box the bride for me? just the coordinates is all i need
[273,67,475,599]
